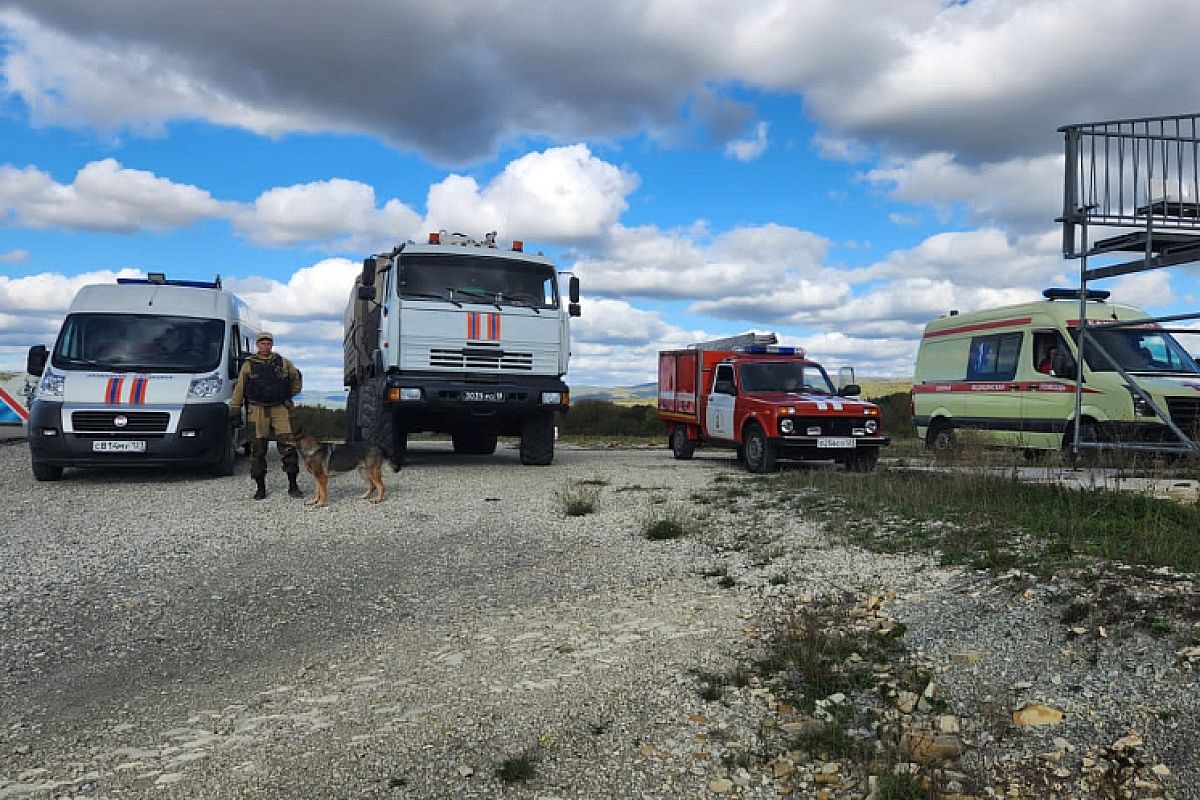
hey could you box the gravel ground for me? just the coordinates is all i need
[1,440,1198,799]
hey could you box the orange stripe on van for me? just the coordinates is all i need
[924,317,1032,339]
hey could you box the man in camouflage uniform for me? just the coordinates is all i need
[230,331,303,500]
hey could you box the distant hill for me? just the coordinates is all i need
[572,382,657,403]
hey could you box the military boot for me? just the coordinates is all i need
[253,476,267,500]
[287,473,303,498]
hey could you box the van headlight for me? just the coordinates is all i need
[38,369,65,400]
[1129,388,1156,417]
[187,373,223,399]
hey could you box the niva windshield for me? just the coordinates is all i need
[738,361,835,394]
[1070,327,1200,374]
[52,314,225,373]
[398,254,558,309]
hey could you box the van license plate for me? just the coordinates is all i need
[93,440,146,452]
[817,437,856,449]
[462,391,504,402]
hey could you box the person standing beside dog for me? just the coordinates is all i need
[230,331,304,500]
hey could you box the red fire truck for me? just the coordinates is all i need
[658,333,889,472]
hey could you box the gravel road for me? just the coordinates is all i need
[2,440,1197,799]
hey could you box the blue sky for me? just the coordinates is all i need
[2,1,1200,392]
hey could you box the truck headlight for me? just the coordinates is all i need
[779,419,794,434]
[399,387,423,401]
[187,373,223,399]
[541,391,564,405]
[865,419,879,434]
[38,370,65,400]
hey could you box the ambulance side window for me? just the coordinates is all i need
[228,325,241,379]
[967,332,1022,381]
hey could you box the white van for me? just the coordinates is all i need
[26,275,261,480]
[912,288,1200,452]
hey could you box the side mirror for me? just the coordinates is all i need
[357,285,377,301]
[568,302,581,317]
[361,257,377,288]
[569,275,580,304]
[27,345,48,377]
[838,383,862,397]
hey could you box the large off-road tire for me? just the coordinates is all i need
[670,425,696,460]
[31,459,63,482]
[925,419,953,452]
[361,376,401,466]
[345,385,361,441]
[210,424,238,477]
[742,423,778,473]
[519,413,555,466]
[843,447,879,473]
[453,429,498,455]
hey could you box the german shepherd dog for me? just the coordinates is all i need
[294,429,386,508]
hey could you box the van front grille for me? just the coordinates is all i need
[428,348,534,371]
[1166,397,1200,435]
[72,411,170,433]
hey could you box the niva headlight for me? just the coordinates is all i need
[188,373,223,399]
[38,369,65,400]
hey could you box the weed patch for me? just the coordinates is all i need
[556,481,601,517]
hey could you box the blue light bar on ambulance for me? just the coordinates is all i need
[116,276,223,289]
[734,344,806,357]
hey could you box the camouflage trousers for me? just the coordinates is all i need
[246,403,298,479]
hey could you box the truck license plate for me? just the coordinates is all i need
[816,437,856,449]
[462,390,504,402]
[93,440,147,453]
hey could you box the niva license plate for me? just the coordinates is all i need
[93,440,147,452]
[816,437,856,449]
[462,390,504,402]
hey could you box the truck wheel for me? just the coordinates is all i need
[843,448,879,473]
[670,425,696,460]
[742,423,777,473]
[345,385,361,441]
[31,459,64,481]
[925,419,953,452]
[519,413,555,466]
[453,430,498,455]
[210,425,238,477]
[360,376,400,465]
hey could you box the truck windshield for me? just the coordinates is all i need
[52,314,225,373]
[1069,327,1200,374]
[398,254,558,309]
[738,362,835,394]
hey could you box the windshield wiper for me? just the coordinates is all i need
[449,287,501,310]
[57,355,108,369]
[402,291,462,308]
[497,293,541,313]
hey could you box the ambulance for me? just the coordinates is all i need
[26,275,261,480]
[911,288,1200,452]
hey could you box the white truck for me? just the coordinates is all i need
[344,232,580,466]
[25,275,261,480]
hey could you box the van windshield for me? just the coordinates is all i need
[738,361,835,394]
[1070,326,1200,374]
[52,314,225,373]
[398,254,558,309]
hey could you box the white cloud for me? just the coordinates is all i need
[0,268,145,312]
[228,258,361,319]
[724,121,769,162]
[0,159,223,233]
[0,249,28,262]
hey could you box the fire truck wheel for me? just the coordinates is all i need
[670,426,696,460]
[520,413,555,465]
[742,423,778,473]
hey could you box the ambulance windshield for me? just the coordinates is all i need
[1070,327,1200,374]
[52,314,225,373]
[399,254,557,309]
[738,361,835,394]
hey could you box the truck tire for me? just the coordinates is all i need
[31,459,63,482]
[843,447,879,473]
[345,385,361,441]
[670,425,696,460]
[453,429,498,455]
[210,425,238,477]
[742,423,778,473]
[925,419,953,452]
[519,413,555,466]
[361,376,400,466]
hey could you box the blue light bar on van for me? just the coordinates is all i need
[117,276,223,289]
[734,344,806,357]
[1043,287,1110,301]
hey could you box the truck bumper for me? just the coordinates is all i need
[382,375,569,431]
[776,434,891,459]
[28,400,233,468]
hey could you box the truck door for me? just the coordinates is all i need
[706,363,736,440]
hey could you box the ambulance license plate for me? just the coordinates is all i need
[462,390,504,402]
[816,437,856,449]
[93,440,146,453]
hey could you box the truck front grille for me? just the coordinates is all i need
[72,411,171,432]
[789,417,860,436]
[428,348,534,371]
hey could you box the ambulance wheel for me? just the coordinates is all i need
[743,423,778,473]
[31,459,63,481]
[670,426,696,460]
[519,413,555,466]
[210,426,238,477]
[925,419,953,452]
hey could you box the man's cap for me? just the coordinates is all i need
[256,331,274,343]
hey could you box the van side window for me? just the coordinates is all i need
[967,332,1022,381]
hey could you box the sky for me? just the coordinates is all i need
[2,0,1200,392]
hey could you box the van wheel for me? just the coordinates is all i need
[926,419,953,452]
[670,425,696,460]
[210,426,238,477]
[743,423,778,473]
[31,459,64,481]
[1063,419,1103,465]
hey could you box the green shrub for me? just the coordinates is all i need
[559,400,663,437]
